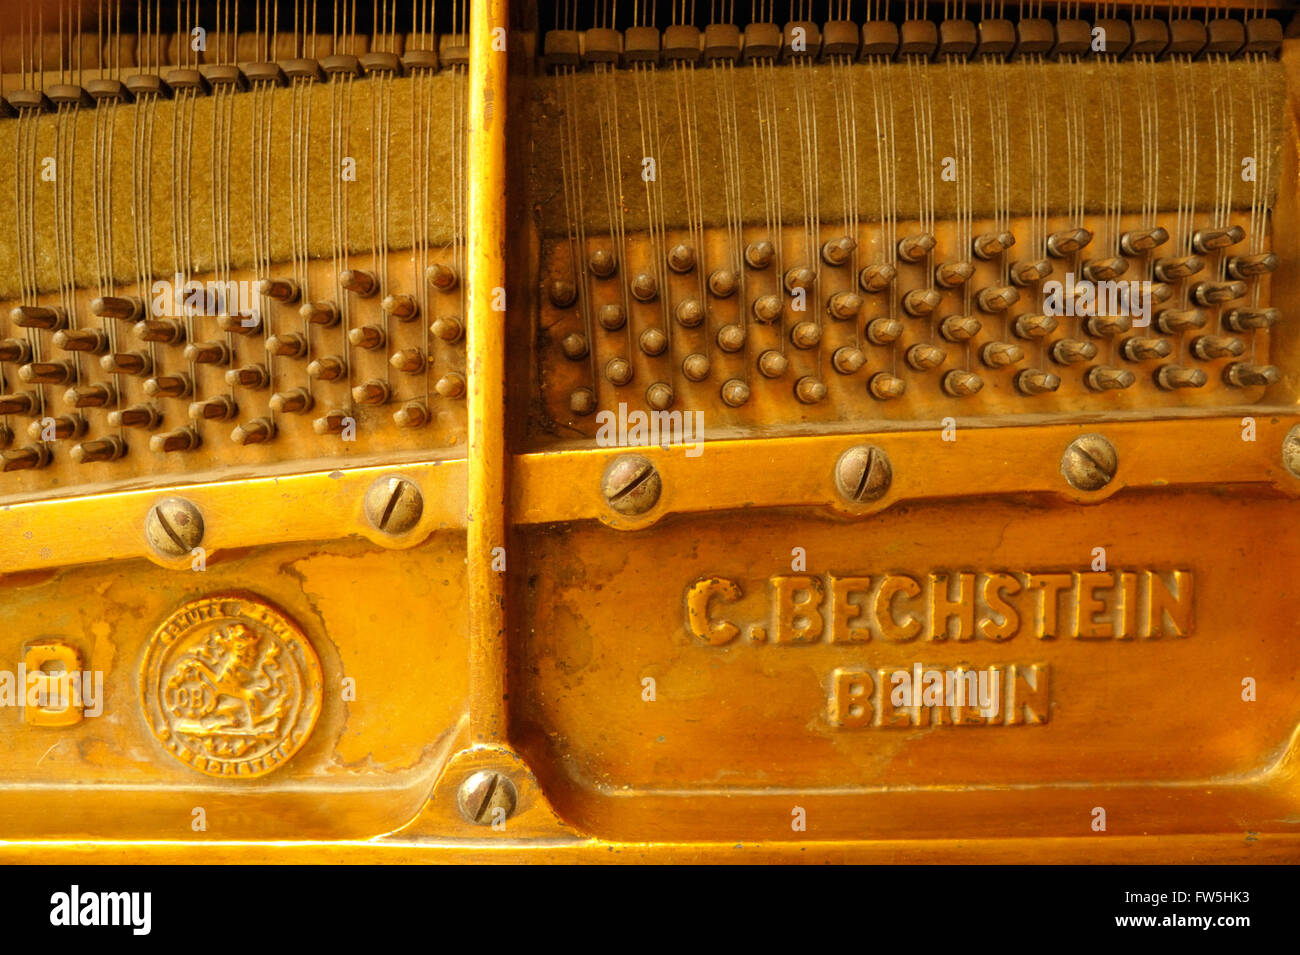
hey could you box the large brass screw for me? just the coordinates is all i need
[363,476,424,534]
[145,497,204,557]
[1061,434,1118,491]
[601,454,661,516]
[834,446,892,504]
[458,771,518,825]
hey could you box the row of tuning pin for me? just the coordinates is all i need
[0,264,467,471]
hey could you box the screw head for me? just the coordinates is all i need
[834,446,892,504]
[1283,425,1300,478]
[457,771,518,825]
[1062,434,1118,491]
[145,497,204,557]
[363,476,424,534]
[602,454,661,516]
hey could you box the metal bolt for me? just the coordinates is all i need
[602,454,661,516]
[457,771,518,825]
[363,476,424,534]
[1283,425,1300,479]
[834,446,892,504]
[1061,434,1118,492]
[146,497,204,557]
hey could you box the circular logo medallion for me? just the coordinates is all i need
[141,594,322,778]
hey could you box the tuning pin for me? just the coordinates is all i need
[832,346,867,375]
[349,324,386,350]
[1191,335,1245,360]
[604,357,634,386]
[390,348,426,373]
[682,353,710,381]
[902,288,941,317]
[19,361,74,385]
[256,277,300,303]
[720,379,750,407]
[827,291,863,320]
[560,332,589,360]
[935,261,974,289]
[1153,256,1204,282]
[1050,339,1098,365]
[940,315,981,342]
[1121,337,1172,361]
[639,328,668,356]
[1149,283,1173,304]
[300,301,340,327]
[745,240,775,269]
[218,312,262,335]
[0,338,32,362]
[1224,308,1278,332]
[783,266,816,294]
[942,369,984,396]
[53,328,109,353]
[1013,314,1058,339]
[906,343,946,371]
[270,388,314,414]
[716,324,745,353]
[1,445,52,471]
[1191,226,1245,254]
[981,342,1024,368]
[149,427,201,453]
[107,404,161,428]
[1119,227,1168,255]
[858,263,897,293]
[231,417,276,445]
[225,363,270,388]
[189,396,238,421]
[1085,314,1133,337]
[1015,369,1061,395]
[1227,253,1278,279]
[1224,363,1280,387]
[312,410,353,434]
[352,380,391,405]
[675,298,704,328]
[89,296,144,321]
[869,373,906,400]
[1085,366,1135,391]
[1155,366,1207,390]
[821,236,857,266]
[757,350,788,378]
[1047,228,1094,257]
[64,383,115,408]
[588,249,616,278]
[790,321,822,349]
[0,424,10,448]
[70,435,126,463]
[141,373,191,400]
[1010,259,1052,286]
[267,333,308,359]
[667,244,697,273]
[751,294,783,324]
[382,293,420,321]
[10,305,67,330]
[100,352,152,376]
[340,269,379,297]
[1156,308,1207,334]
[134,319,186,344]
[631,272,658,302]
[646,382,675,411]
[594,304,625,331]
[972,231,1015,259]
[26,415,84,440]
[1083,258,1128,282]
[708,269,737,298]
[307,356,347,381]
[866,318,903,345]
[976,286,1019,313]
[1191,281,1245,306]
[794,377,827,404]
[184,341,230,364]
[897,233,935,264]
[569,388,596,416]
[0,392,38,415]
[426,263,459,290]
